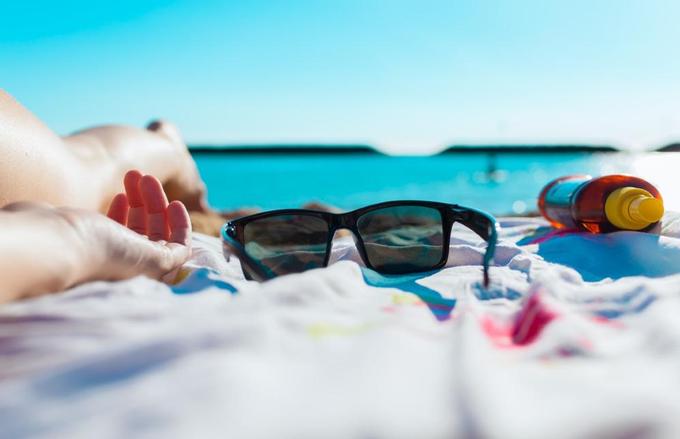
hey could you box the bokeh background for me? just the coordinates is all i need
[3,0,680,154]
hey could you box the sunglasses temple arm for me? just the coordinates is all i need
[453,207,499,288]
[482,226,498,288]
[221,231,275,282]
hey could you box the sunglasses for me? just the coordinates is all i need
[221,201,499,287]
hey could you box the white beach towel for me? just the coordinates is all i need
[2,214,680,439]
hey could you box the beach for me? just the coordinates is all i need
[4,1,680,437]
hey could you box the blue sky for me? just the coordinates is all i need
[2,0,680,153]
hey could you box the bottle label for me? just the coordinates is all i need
[543,177,590,228]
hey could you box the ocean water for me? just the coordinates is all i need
[193,152,680,215]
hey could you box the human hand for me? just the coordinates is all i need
[101,169,192,282]
[0,172,191,302]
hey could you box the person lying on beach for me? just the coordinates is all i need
[0,89,257,234]
[0,171,191,304]
[0,89,331,303]
[0,89,223,303]
[0,90,208,213]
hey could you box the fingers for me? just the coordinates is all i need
[140,175,170,241]
[106,193,129,225]
[167,200,191,245]
[120,170,191,249]
[100,170,193,285]
[124,170,146,234]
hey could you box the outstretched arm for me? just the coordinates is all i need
[0,205,86,301]
[0,171,192,304]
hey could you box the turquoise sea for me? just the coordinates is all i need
[192,152,680,216]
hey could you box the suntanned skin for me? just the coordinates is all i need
[0,171,192,304]
[0,89,210,303]
[0,89,207,212]
[0,89,345,303]
[0,90,274,302]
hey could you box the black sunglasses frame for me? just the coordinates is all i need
[221,200,499,287]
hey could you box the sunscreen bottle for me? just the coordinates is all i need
[538,174,664,233]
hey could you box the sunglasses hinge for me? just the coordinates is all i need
[450,207,471,222]
[224,223,237,238]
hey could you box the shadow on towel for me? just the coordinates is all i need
[536,231,680,281]
[361,268,456,321]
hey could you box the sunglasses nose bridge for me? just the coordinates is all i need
[327,213,361,247]
[333,212,355,230]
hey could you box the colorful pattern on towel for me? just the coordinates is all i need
[3,214,680,439]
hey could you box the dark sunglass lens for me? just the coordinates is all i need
[357,205,444,273]
[243,215,330,276]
